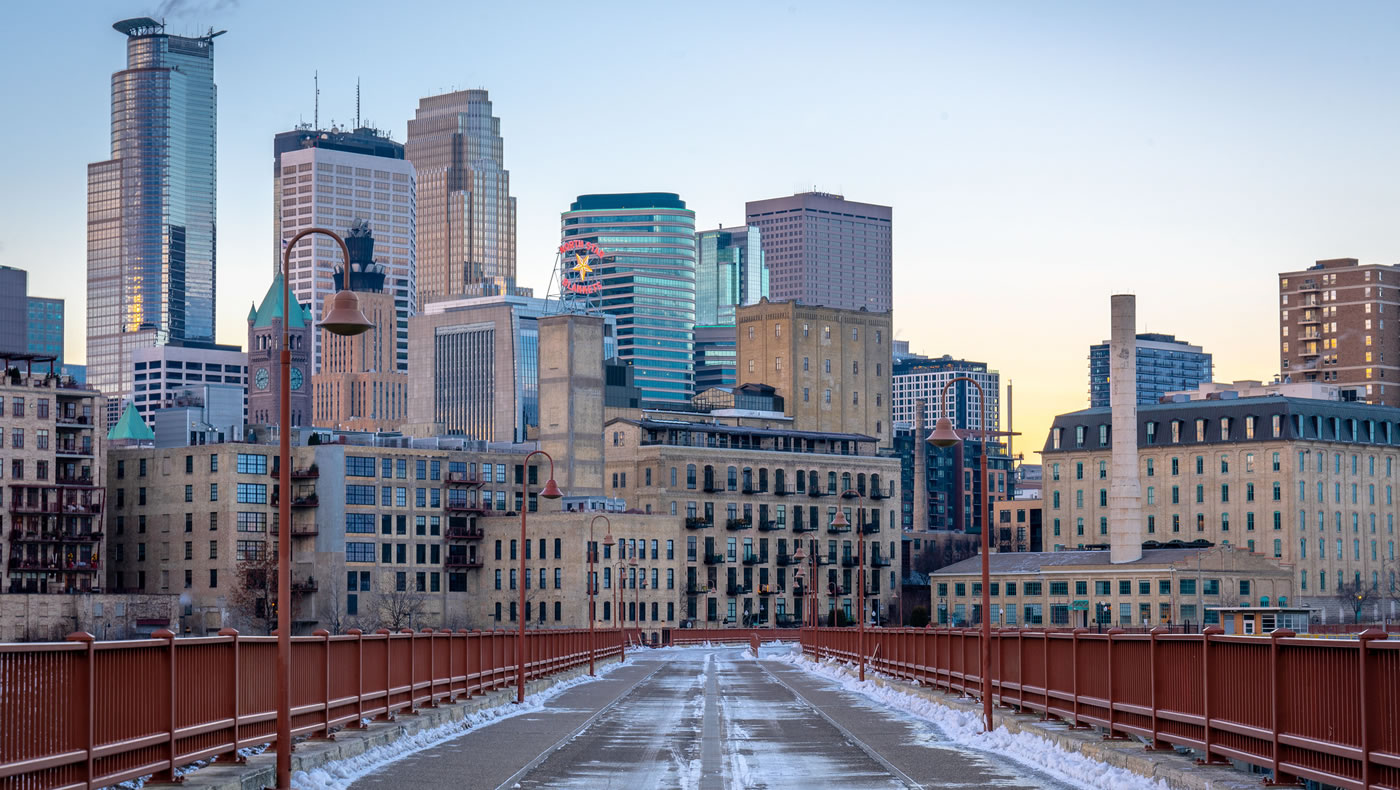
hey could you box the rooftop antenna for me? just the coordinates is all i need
[356,77,361,128]
[314,70,320,130]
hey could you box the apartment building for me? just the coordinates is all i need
[603,412,903,626]
[2,360,106,596]
[930,544,1293,628]
[1042,395,1400,610]
[1279,258,1400,407]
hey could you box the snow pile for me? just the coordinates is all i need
[291,659,629,790]
[775,652,1168,790]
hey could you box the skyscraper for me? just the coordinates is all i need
[0,267,28,354]
[273,126,415,373]
[745,192,892,312]
[561,193,696,406]
[695,225,767,326]
[1087,333,1212,408]
[406,90,517,302]
[1278,257,1400,406]
[88,18,222,424]
[27,297,65,365]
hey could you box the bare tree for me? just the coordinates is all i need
[1338,577,1379,624]
[322,574,350,635]
[229,548,281,635]
[371,573,427,630]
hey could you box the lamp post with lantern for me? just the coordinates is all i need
[831,489,868,682]
[516,450,562,704]
[589,515,613,675]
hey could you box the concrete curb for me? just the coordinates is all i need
[802,657,1262,790]
[146,657,623,790]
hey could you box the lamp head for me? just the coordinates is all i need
[540,478,563,499]
[832,509,850,528]
[926,416,961,448]
[602,532,614,547]
[319,289,374,337]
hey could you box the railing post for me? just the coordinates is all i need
[1265,628,1296,785]
[1196,625,1227,765]
[1104,628,1126,739]
[313,629,333,739]
[1016,628,1025,712]
[376,628,393,721]
[1146,626,1169,751]
[347,628,366,727]
[153,627,179,782]
[1357,628,1388,789]
[65,631,95,786]
[1068,628,1089,729]
[422,628,438,708]
[216,628,244,759]
[401,628,418,714]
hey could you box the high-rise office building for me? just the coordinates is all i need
[892,354,1000,435]
[1278,257,1400,406]
[273,128,415,373]
[406,90,517,302]
[88,18,222,425]
[561,193,697,406]
[0,267,27,353]
[27,297,64,365]
[695,225,767,326]
[744,192,892,312]
[130,341,247,430]
[1088,333,1212,408]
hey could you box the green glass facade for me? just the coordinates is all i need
[562,193,695,406]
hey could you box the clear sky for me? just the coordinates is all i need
[3,0,1399,455]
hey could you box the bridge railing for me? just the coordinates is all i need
[0,626,623,790]
[801,626,1399,790]
[666,627,792,646]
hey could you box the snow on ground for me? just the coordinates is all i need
[290,659,631,790]
[772,649,1169,790]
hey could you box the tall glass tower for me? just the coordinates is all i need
[695,225,767,326]
[87,18,222,422]
[406,90,517,302]
[561,194,696,406]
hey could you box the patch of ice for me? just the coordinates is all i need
[773,652,1168,790]
[291,659,630,790]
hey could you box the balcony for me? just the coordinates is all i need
[841,556,860,568]
[446,525,484,540]
[9,529,103,544]
[742,553,761,566]
[446,471,483,486]
[776,553,799,567]
[56,475,96,488]
[54,443,94,458]
[702,482,720,493]
[860,523,881,535]
[685,516,713,530]
[446,501,488,514]
[291,465,320,480]
[773,486,792,497]
[742,485,756,495]
[686,581,711,594]
[869,489,885,500]
[757,520,783,532]
[828,585,848,596]
[870,556,892,568]
[290,493,319,508]
[55,414,93,428]
[725,584,751,597]
[290,578,318,593]
[827,522,852,534]
[757,585,776,596]
[725,517,752,531]
[8,557,101,572]
[446,555,484,568]
[791,523,816,534]
[703,552,725,565]
[806,488,827,498]
[290,523,318,537]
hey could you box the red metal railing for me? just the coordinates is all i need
[802,626,1400,790]
[666,628,792,646]
[0,626,624,790]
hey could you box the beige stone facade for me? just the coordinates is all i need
[735,299,892,445]
[0,592,179,642]
[2,369,106,595]
[538,314,604,497]
[313,288,410,432]
[931,545,1293,628]
[603,413,903,625]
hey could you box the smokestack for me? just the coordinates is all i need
[1109,294,1143,564]
[914,399,928,531]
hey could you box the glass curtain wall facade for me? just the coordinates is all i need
[88,19,221,423]
[27,298,64,364]
[695,225,767,326]
[406,90,517,302]
[1088,333,1213,407]
[561,194,696,406]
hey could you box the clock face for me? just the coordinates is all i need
[290,368,304,391]
[255,368,269,391]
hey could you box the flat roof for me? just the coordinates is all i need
[932,548,1215,576]
[620,417,876,444]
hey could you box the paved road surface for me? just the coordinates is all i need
[352,645,1080,789]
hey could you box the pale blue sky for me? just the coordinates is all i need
[2,0,1398,447]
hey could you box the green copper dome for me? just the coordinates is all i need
[250,275,311,329]
[107,403,155,442]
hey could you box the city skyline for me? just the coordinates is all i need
[5,1,1400,450]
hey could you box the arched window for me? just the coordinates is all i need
[841,473,852,493]
[775,469,786,492]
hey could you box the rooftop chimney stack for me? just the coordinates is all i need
[1109,294,1144,564]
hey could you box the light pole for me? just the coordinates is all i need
[275,228,373,790]
[630,557,641,645]
[589,515,613,676]
[832,489,866,681]
[517,451,562,704]
[614,560,628,657]
[792,545,806,628]
[927,375,995,735]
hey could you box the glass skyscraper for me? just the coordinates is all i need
[695,225,767,326]
[1088,333,1213,407]
[561,193,696,406]
[87,18,222,423]
[406,90,517,302]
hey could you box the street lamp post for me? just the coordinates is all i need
[275,228,374,790]
[629,557,641,645]
[614,560,628,657]
[832,489,867,681]
[589,515,613,676]
[517,451,562,704]
[927,375,995,735]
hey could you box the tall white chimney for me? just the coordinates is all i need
[1109,294,1143,564]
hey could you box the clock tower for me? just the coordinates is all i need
[247,274,313,428]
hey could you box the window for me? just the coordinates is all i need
[236,483,267,504]
[345,485,375,505]
[236,454,268,475]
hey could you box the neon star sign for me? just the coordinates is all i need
[558,240,606,295]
